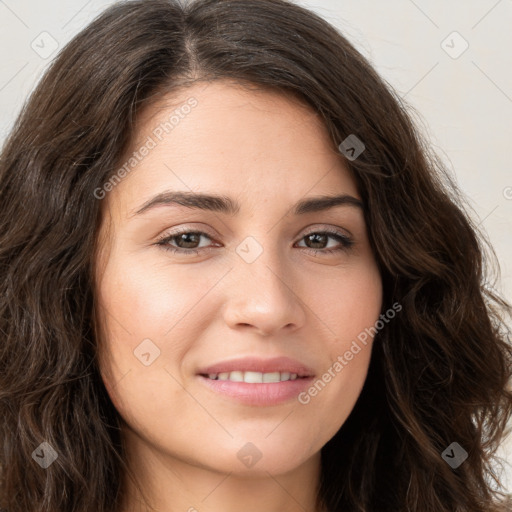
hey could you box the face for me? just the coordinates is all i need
[94,80,382,478]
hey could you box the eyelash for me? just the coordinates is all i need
[155,228,354,256]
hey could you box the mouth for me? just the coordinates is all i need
[199,371,307,382]
[196,356,315,406]
[196,355,315,379]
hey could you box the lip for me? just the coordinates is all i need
[196,356,315,377]
[198,375,314,406]
[196,356,315,406]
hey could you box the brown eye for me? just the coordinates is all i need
[295,230,354,255]
[155,228,354,256]
[156,230,216,255]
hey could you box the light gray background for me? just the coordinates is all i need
[1,0,511,494]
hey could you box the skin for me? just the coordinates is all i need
[94,79,383,512]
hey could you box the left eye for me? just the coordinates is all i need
[156,231,216,254]
[155,229,354,255]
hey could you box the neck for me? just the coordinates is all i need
[118,427,324,512]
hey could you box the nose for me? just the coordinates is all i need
[222,244,307,337]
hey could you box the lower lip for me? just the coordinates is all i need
[197,375,314,406]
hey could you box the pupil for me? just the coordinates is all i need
[179,233,199,248]
[307,233,326,249]
[175,233,328,250]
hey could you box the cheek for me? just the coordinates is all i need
[94,253,221,404]
[100,370,125,413]
[329,262,382,379]
[99,252,209,336]
[311,257,383,342]
[299,259,382,425]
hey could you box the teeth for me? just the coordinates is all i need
[229,371,244,382]
[244,371,263,383]
[262,372,280,383]
[207,371,301,382]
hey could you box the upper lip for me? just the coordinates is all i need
[197,356,315,377]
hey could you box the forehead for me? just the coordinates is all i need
[108,80,359,215]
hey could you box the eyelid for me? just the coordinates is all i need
[155,223,217,239]
[154,223,354,258]
[156,223,352,244]
[300,223,352,238]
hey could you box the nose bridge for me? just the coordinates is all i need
[236,231,290,288]
[223,233,306,335]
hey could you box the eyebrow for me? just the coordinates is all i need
[131,191,364,217]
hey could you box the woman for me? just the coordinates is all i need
[0,1,511,511]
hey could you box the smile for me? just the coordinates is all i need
[197,373,314,406]
[203,371,300,382]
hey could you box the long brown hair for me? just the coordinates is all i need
[1,1,511,510]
